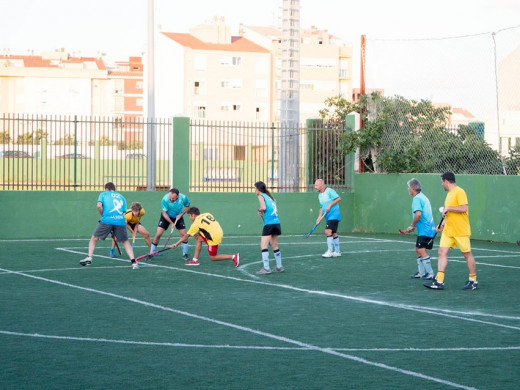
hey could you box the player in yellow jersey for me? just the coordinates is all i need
[424,172,478,291]
[110,202,151,257]
[169,207,239,267]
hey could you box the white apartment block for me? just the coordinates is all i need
[0,50,143,119]
[240,24,353,123]
[156,17,271,121]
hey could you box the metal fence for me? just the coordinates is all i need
[1,114,354,192]
[188,119,353,192]
[0,113,172,191]
[364,25,520,172]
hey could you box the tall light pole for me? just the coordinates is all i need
[146,0,156,190]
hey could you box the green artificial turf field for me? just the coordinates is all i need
[1,233,519,389]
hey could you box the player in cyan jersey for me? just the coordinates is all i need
[80,182,137,269]
[315,179,342,258]
[255,181,283,274]
[150,188,191,259]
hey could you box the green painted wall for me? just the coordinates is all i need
[353,173,520,243]
[1,173,518,243]
[0,190,353,239]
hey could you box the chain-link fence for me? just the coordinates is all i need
[363,25,520,175]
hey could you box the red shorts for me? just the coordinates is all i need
[200,236,218,256]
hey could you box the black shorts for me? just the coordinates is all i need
[416,235,434,250]
[262,224,282,236]
[158,215,186,231]
[325,220,340,234]
[93,222,128,242]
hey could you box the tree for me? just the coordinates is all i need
[321,92,508,174]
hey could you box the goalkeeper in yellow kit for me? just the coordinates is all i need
[170,207,239,267]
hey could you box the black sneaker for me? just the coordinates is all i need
[410,272,423,279]
[424,280,444,290]
[182,253,190,261]
[462,280,479,290]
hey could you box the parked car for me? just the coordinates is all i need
[126,153,147,159]
[0,150,33,158]
[58,153,90,159]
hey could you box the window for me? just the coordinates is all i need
[221,56,242,66]
[195,105,206,118]
[221,103,241,111]
[234,145,246,161]
[203,147,219,160]
[221,79,242,89]
[136,81,143,89]
[136,98,143,107]
[194,81,200,95]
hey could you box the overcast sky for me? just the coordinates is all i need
[2,0,520,58]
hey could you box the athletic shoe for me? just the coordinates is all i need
[274,266,285,273]
[131,261,139,270]
[332,252,342,257]
[182,253,190,260]
[462,280,479,290]
[517,240,520,246]
[232,253,240,267]
[185,259,200,266]
[256,268,272,275]
[421,273,434,280]
[424,280,444,290]
[80,256,92,266]
[109,248,116,258]
[322,250,333,258]
[410,272,424,279]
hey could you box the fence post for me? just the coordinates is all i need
[172,116,190,190]
[345,113,358,192]
[306,118,322,189]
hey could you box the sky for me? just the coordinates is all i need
[1,0,519,128]
[2,0,520,59]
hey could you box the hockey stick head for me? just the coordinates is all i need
[398,229,407,235]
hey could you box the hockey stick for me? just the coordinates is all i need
[135,247,172,262]
[111,232,122,255]
[426,215,445,246]
[163,219,177,248]
[303,213,326,239]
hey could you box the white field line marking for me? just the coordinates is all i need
[0,267,477,390]
[54,247,520,328]
[0,265,127,275]
[1,330,519,354]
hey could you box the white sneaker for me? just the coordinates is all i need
[322,250,333,258]
[80,256,92,266]
[332,252,342,257]
[132,261,139,270]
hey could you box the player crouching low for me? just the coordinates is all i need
[169,207,239,267]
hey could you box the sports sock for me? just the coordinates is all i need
[436,271,445,283]
[150,243,157,253]
[274,249,282,268]
[333,236,340,253]
[326,235,333,252]
[182,242,189,255]
[421,256,434,275]
[262,249,270,269]
[417,257,425,275]
[469,273,477,282]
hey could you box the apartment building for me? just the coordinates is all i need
[155,17,271,121]
[0,49,107,115]
[240,24,353,123]
[498,43,520,152]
